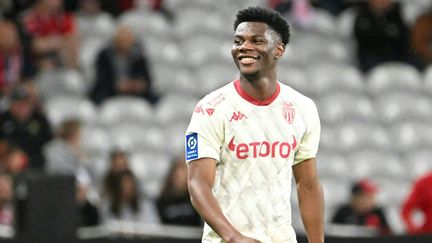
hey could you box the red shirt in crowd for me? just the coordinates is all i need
[402,172,432,235]
[22,10,75,37]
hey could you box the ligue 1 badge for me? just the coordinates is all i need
[283,102,295,124]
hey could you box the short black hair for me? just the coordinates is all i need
[233,6,290,46]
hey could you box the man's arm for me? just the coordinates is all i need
[293,158,324,243]
[187,158,260,243]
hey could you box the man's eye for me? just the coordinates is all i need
[234,40,242,45]
[254,40,264,44]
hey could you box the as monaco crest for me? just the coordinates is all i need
[283,102,295,124]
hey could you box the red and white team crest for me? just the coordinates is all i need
[283,102,295,124]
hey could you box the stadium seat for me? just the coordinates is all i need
[317,93,376,125]
[194,63,238,96]
[108,123,166,154]
[374,178,410,206]
[175,7,227,38]
[403,149,432,179]
[142,35,182,67]
[348,150,404,180]
[129,152,171,198]
[385,205,407,235]
[44,96,97,127]
[119,7,172,39]
[154,93,198,126]
[424,65,432,95]
[319,125,338,152]
[181,33,232,69]
[321,178,351,209]
[316,151,349,180]
[163,122,190,157]
[337,7,358,38]
[81,125,112,156]
[79,37,107,84]
[289,33,353,66]
[98,96,155,127]
[389,121,432,153]
[153,66,195,96]
[278,65,311,97]
[36,69,89,99]
[367,63,422,96]
[306,63,365,96]
[309,9,338,36]
[376,92,432,124]
[400,0,431,25]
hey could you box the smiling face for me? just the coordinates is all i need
[231,22,284,80]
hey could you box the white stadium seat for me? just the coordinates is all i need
[317,93,376,124]
[154,93,198,126]
[376,92,432,124]
[348,150,404,180]
[98,96,155,126]
[129,152,171,198]
[44,96,97,127]
[424,65,432,95]
[389,121,432,153]
[36,69,89,99]
[403,149,432,179]
[367,63,422,96]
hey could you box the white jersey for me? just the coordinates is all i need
[185,80,320,243]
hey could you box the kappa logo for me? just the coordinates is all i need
[205,108,215,116]
[229,111,247,122]
[194,105,204,115]
[194,105,216,116]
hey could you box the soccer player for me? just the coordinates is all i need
[185,7,324,243]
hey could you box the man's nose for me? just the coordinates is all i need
[239,40,253,51]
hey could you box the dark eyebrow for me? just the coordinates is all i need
[234,34,265,38]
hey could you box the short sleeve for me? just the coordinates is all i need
[293,99,321,165]
[185,101,223,164]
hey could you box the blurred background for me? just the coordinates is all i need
[0,0,431,242]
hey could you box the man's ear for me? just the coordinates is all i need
[275,43,285,59]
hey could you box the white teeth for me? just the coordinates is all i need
[241,57,256,61]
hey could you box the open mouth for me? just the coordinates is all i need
[238,55,259,64]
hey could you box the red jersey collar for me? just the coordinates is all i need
[234,79,280,106]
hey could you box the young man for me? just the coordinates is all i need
[185,7,324,243]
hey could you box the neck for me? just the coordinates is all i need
[239,72,278,101]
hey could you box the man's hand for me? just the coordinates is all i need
[227,234,261,243]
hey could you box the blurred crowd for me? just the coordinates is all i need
[0,0,430,237]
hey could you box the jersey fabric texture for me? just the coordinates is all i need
[185,80,320,243]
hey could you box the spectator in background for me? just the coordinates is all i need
[90,25,159,105]
[332,179,391,236]
[0,142,28,175]
[0,86,53,169]
[0,0,33,20]
[102,150,130,198]
[100,170,160,224]
[76,168,100,227]
[401,171,432,235]
[353,0,410,72]
[75,0,115,42]
[44,119,88,175]
[0,21,34,97]
[410,10,432,70]
[156,154,201,226]
[0,173,13,228]
[20,0,79,71]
